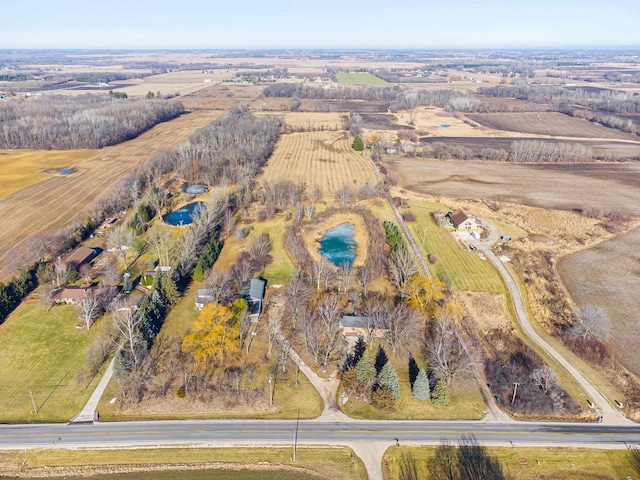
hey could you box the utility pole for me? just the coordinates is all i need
[293,407,300,461]
[29,391,38,414]
[511,382,519,405]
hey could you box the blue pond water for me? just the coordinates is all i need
[319,223,357,267]
[163,202,205,226]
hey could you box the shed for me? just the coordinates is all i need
[195,288,214,310]
[241,278,267,317]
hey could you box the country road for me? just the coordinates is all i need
[475,220,631,426]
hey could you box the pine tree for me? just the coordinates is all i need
[352,135,365,151]
[431,379,451,406]
[355,354,376,386]
[353,336,366,365]
[412,368,430,401]
[378,362,400,400]
[370,386,396,412]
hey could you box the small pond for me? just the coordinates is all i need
[182,183,208,195]
[163,202,205,226]
[319,223,357,267]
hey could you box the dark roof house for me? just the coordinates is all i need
[241,278,267,316]
[65,246,100,269]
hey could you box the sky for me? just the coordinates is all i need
[1,0,639,49]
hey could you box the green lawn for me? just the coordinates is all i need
[0,300,109,422]
[404,200,506,293]
[0,446,366,480]
[383,446,636,480]
[336,72,386,84]
[213,213,297,286]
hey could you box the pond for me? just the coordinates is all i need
[163,202,205,226]
[319,223,357,267]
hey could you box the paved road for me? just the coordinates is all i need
[475,220,631,426]
[2,420,639,450]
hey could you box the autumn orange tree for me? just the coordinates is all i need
[181,301,244,368]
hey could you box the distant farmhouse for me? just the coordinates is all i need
[445,209,478,231]
[241,278,266,317]
[54,286,102,306]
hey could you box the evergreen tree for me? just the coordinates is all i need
[378,362,400,400]
[355,354,376,386]
[375,346,389,373]
[353,336,366,365]
[412,368,430,401]
[370,386,396,412]
[352,135,365,151]
[431,379,451,406]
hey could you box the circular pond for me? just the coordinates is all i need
[319,223,357,267]
[163,202,205,226]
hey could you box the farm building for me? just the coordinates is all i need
[64,246,100,269]
[445,209,478,231]
[339,315,388,340]
[195,288,214,310]
[241,278,266,317]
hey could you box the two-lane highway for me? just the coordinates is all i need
[2,420,640,450]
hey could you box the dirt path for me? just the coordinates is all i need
[476,220,632,426]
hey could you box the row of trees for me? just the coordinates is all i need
[0,94,184,149]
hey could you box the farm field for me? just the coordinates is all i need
[181,84,265,110]
[260,131,379,197]
[254,111,344,131]
[383,446,636,480]
[0,301,108,423]
[336,72,386,84]
[467,111,639,140]
[558,226,640,376]
[386,157,640,216]
[0,149,95,199]
[0,447,366,480]
[297,98,390,113]
[0,110,221,280]
[402,199,506,293]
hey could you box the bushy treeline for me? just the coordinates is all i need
[0,94,184,150]
[479,83,640,114]
[262,84,482,112]
[0,269,36,325]
[175,107,282,186]
[510,140,592,163]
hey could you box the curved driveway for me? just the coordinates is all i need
[476,221,630,425]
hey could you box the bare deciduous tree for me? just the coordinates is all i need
[338,262,353,293]
[531,367,557,394]
[316,295,344,369]
[336,185,354,206]
[572,304,611,341]
[389,246,419,291]
[79,292,102,329]
[426,312,472,384]
[385,303,422,354]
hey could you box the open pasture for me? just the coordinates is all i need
[558,226,640,376]
[0,149,95,199]
[0,110,220,280]
[260,131,378,196]
[335,72,386,84]
[467,112,639,140]
[386,157,640,216]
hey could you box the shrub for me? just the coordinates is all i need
[371,386,396,412]
[401,211,416,222]
[352,135,365,151]
[176,386,186,398]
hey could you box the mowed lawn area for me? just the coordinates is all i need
[403,200,506,293]
[383,446,636,480]
[0,149,95,199]
[336,72,386,84]
[0,300,107,422]
[0,446,367,480]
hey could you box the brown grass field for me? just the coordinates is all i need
[260,131,379,196]
[0,149,95,199]
[181,84,265,110]
[0,111,222,280]
[386,157,640,216]
[558,226,640,376]
[467,112,639,140]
